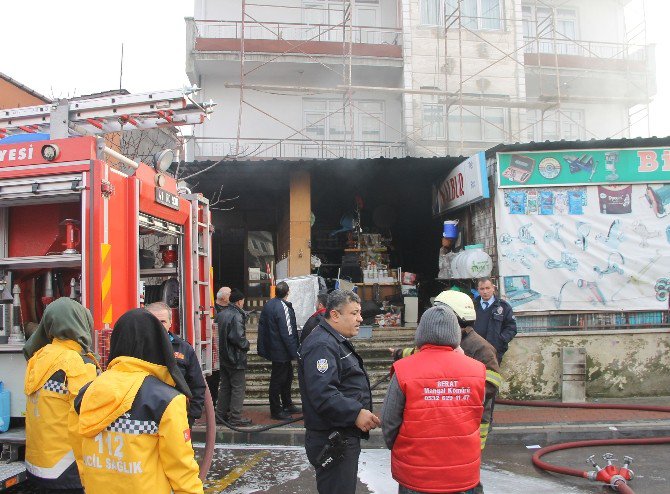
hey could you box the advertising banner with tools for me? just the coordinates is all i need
[497,147,670,188]
[494,181,670,312]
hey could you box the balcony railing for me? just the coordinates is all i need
[188,137,407,160]
[193,19,402,46]
[523,36,647,61]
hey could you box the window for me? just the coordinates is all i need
[448,106,506,141]
[304,99,385,141]
[523,6,578,55]
[422,95,446,139]
[423,102,506,142]
[421,0,441,26]
[527,109,584,141]
[422,0,502,30]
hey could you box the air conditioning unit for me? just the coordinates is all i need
[476,78,491,92]
[477,43,489,58]
[442,58,455,74]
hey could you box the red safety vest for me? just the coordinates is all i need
[391,345,486,493]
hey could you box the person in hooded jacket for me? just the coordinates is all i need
[381,306,486,494]
[23,298,100,494]
[74,309,203,494]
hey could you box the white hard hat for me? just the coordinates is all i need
[434,290,476,321]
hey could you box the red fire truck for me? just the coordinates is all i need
[0,89,217,489]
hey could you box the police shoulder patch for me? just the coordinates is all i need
[316,358,329,373]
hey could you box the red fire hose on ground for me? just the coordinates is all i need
[198,383,216,481]
[497,398,670,493]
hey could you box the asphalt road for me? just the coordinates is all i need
[7,442,667,493]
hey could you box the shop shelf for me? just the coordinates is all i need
[140,267,178,278]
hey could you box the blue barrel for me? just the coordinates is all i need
[0,381,10,432]
[443,220,459,239]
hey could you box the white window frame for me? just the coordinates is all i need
[421,0,503,30]
[446,105,507,142]
[527,108,585,141]
[522,5,579,55]
[303,99,385,142]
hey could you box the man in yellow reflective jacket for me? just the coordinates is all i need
[75,309,203,494]
[24,298,100,493]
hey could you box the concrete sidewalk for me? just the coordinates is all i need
[192,396,670,447]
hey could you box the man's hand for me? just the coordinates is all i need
[355,409,381,433]
[388,347,396,356]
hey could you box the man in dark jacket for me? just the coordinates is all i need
[300,293,328,344]
[257,281,300,420]
[298,290,380,494]
[214,289,252,426]
[473,277,517,363]
[146,302,207,428]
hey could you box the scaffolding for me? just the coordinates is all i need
[187,0,653,161]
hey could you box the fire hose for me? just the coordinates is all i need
[497,398,670,493]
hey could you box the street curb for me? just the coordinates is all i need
[192,420,670,448]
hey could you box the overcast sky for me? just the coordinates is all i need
[2,0,668,137]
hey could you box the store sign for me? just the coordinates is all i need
[433,152,489,214]
[155,187,180,210]
[498,147,670,188]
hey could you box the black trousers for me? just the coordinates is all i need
[216,367,247,420]
[269,361,294,414]
[305,430,361,494]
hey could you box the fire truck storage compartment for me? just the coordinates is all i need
[138,213,185,337]
[0,178,84,419]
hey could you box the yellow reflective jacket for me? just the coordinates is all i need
[24,338,99,489]
[75,356,203,494]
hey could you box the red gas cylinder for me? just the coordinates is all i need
[160,244,178,267]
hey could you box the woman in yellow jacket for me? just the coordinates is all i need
[23,298,100,493]
[74,309,203,494]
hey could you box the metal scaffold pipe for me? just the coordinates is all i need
[102,146,139,170]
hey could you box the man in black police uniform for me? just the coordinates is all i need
[473,277,517,364]
[298,290,380,494]
[146,302,206,427]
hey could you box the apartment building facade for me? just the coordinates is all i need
[186,0,655,161]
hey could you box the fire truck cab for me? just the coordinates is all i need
[0,91,216,489]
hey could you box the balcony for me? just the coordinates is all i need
[523,36,651,72]
[187,137,407,161]
[188,18,403,61]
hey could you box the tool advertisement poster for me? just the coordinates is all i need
[494,180,670,312]
[497,147,670,188]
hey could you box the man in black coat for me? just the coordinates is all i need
[146,302,207,427]
[298,289,380,494]
[257,281,300,420]
[215,289,252,426]
[473,277,517,363]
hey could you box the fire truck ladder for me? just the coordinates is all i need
[0,87,214,139]
[185,194,215,375]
